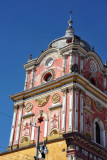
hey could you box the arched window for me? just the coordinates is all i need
[95,122,100,144]
[94,119,105,146]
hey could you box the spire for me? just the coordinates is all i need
[65,11,74,37]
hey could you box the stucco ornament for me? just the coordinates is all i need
[52,93,60,104]
[25,102,33,112]
[85,97,91,107]
[94,101,103,112]
[90,61,97,72]
[36,95,50,107]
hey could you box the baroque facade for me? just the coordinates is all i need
[0,16,107,160]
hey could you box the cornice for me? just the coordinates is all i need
[60,44,88,56]
[24,48,59,69]
[10,73,107,106]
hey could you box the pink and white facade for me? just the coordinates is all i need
[7,17,107,160]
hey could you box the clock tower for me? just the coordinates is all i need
[0,14,107,160]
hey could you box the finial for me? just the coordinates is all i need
[70,11,72,21]
[28,54,32,61]
[65,10,74,37]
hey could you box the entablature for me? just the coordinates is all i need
[10,73,107,106]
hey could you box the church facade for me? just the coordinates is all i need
[0,16,107,160]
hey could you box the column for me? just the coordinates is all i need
[30,67,35,88]
[61,89,67,132]
[69,53,73,73]
[80,93,83,133]
[24,70,29,90]
[80,57,83,75]
[9,105,17,146]
[15,103,23,144]
[68,87,73,131]
[62,56,66,76]
[75,90,78,131]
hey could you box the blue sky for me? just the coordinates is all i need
[0,0,107,152]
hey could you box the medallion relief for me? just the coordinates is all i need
[25,102,33,112]
[85,97,91,108]
[52,93,60,104]
[94,101,103,113]
[36,95,50,107]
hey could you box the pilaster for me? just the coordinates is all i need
[74,88,79,131]
[61,88,67,132]
[69,52,73,73]
[15,102,23,145]
[80,90,84,133]
[24,70,29,90]
[62,55,66,76]
[9,104,18,147]
[30,67,35,88]
[68,87,73,131]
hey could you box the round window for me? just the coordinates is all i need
[44,73,52,82]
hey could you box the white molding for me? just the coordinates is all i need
[48,103,62,110]
[21,112,34,118]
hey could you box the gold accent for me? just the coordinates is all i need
[85,97,91,107]
[10,74,107,103]
[63,67,65,72]
[52,93,60,104]
[36,95,50,107]
[7,146,12,151]
[12,144,18,149]
[25,82,28,86]
[47,133,62,141]
[19,140,34,147]
[25,102,33,112]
